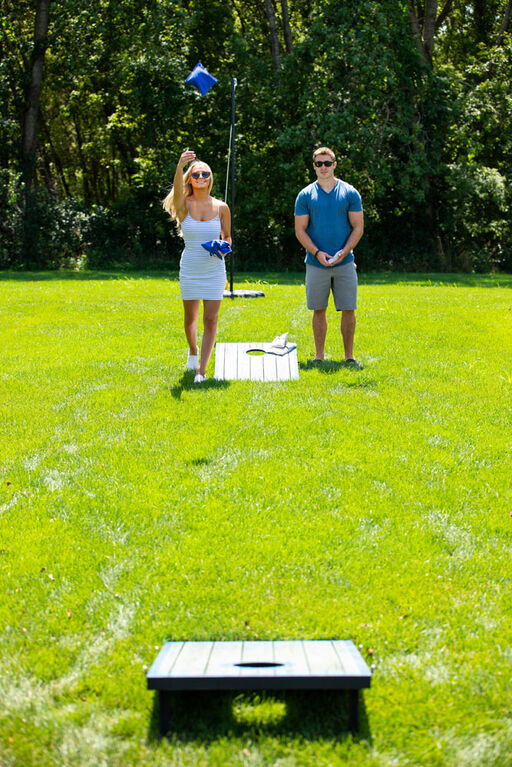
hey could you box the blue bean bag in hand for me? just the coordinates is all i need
[201,240,232,259]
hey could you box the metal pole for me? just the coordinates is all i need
[229,76,237,293]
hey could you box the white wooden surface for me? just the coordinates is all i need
[214,343,299,381]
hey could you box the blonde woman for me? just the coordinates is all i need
[163,149,231,383]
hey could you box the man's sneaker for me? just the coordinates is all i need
[187,353,199,370]
[194,374,206,383]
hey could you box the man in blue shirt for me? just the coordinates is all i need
[294,147,364,362]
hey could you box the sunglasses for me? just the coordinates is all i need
[191,171,211,179]
[313,160,335,167]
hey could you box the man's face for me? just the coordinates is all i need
[313,154,336,181]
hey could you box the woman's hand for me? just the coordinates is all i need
[178,149,196,168]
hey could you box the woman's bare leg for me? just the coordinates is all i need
[198,299,222,376]
[183,300,200,355]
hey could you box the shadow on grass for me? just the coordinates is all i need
[300,359,364,373]
[170,372,230,400]
[147,690,371,745]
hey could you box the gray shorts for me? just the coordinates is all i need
[306,261,358,311]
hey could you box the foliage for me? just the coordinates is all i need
[1,1,511,270]
[84,191,181,269]
[438,40,512,271]
[0,169,23,268]
[442,161,510,271]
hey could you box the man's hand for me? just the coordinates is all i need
[326,249,345,266]
[316,250,332,267]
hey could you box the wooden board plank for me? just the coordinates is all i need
[171,641,214,677]
[262,353,278,381]
[301,640,343,675]
[333,640,372,678]
[223,342,239,380]
[275,354,288,382]
[214,343,225,380]
[288,348,300,380]
[249,350,265,381]
[237,343,252,380]
[146,641,184,682]
[271,640,310,677]
[205,641,243,676]
[237,640,279,678]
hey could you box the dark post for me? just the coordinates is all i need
[229,76,237,293]
[348,689,359,734]
[158,691,170,736]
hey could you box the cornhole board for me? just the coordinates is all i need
[214,342,299,381]
[147,639,371,735]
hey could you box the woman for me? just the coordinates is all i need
[163,149,231,383]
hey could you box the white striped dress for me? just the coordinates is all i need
[179,207,226,300]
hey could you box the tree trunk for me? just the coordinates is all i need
[408,2,426,63]
[496,0,512,46]
[408,0,457,68]
[22,0,52,191]
[264,0,281,72]
[421,0,438,66]
[435,0,453,31]
[280,0,293,54]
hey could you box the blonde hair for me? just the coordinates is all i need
[313,146,336,161]
[162,161,214,220]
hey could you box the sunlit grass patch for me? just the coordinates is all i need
[1,270,511,766]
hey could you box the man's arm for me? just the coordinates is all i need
[294,214,331,267]
[336,210,364,260]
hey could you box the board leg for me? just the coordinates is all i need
[348,689,359,734]
[159,690,170,736]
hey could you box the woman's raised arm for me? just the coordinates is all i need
[173,149,196,220]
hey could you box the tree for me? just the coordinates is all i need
[1,0,511,271]
[22,0,51,191]
[264,0,282,72]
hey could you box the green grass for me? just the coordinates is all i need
[1,270,511,766]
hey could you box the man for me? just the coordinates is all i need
[294,147,364,362]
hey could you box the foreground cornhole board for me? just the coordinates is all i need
[214,342,299,381]
[147,640,371,735]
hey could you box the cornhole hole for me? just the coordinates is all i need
[214,342,299,381]
[147,639,371,735]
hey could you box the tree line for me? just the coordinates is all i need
[1,0,511,272]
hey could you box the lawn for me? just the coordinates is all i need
[1,270,511,767]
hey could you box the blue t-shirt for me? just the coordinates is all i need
[294,179,363,268]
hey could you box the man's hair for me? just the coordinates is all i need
[313,146,336,161]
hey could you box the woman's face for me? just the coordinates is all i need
[189,162,212,191]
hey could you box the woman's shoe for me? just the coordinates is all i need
[187,353,199,370]
[194,374,206,383]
